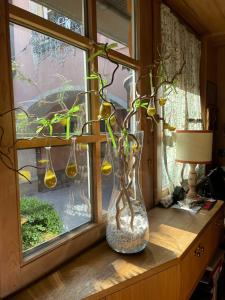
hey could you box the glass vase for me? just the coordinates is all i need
[65,137,78,178]
[44,146,57,189]
[106,131,149,254]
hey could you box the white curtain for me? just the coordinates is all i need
[160,4,203,191]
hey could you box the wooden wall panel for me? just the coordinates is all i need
[207,45,218,84]
[215,46,225,166]
[164,0,225,36]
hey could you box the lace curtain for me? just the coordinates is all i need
[160,4,202,191]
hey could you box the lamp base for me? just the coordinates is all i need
[186,163,197,199]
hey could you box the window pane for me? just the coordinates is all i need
[98,57,135,132]
[10,23,88,138]
[97,0,135,57]
[18,143,91,254]
[10,0,85,36]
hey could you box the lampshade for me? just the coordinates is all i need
[175,130,213,164]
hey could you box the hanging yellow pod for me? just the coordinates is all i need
[44,170,57,189]
[65,138,78,178]
[101,160,112,176]
[99,102,112,119]
[109,115,116,126]
[147,106,156,117]
[65,163,78,178]
[159,98,167,106]
[79,143,88,151]
[163,122,170,129]
[59,118,67,126]
[38,159,49,164]
[168,125,176,131]
[131,143,140,153]
[19,170,31,182]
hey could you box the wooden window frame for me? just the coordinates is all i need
[0,0,156,297]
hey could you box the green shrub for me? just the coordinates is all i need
[20,196,63,251]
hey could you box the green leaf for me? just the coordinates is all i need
[88,50,104,62]
[36,126,44,134]
[50,114,63,124]
[16,112,28,120]
[140,102,149,108]
[107,42,118,49]
[98,43,118,50]
[134,99,141,108]
[134,99,149,109]
[37,118,48,126]
[85,74,99,80]
[69,105,80,114]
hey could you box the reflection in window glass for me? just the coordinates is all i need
[97,0,135,57]
[11,0,85,36]
[101,142,113,211]
[10,23,87,138]
[18,143,91,253]
[98,57,135,132]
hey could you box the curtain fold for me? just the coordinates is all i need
[160,4,202,191]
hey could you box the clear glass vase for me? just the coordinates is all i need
[106,131,149,254]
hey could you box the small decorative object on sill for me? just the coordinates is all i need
[159,195,173,208]
[171,201,202,214]
[106,131,149,254]
[202,198,217,210]
[172,186,186,203]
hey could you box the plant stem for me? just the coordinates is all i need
[66,117,70,139]
[49,124,53,136]
[105,119,117,149]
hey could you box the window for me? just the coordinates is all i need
[11,23,88,139]
[160,4,202,193]
[96,0,135,57]
[11,0,86,35]
[0,0,156,297]
[10,22,92,254]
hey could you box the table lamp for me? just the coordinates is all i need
[175,130,213,200]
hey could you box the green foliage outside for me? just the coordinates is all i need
[20,197,63,251]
